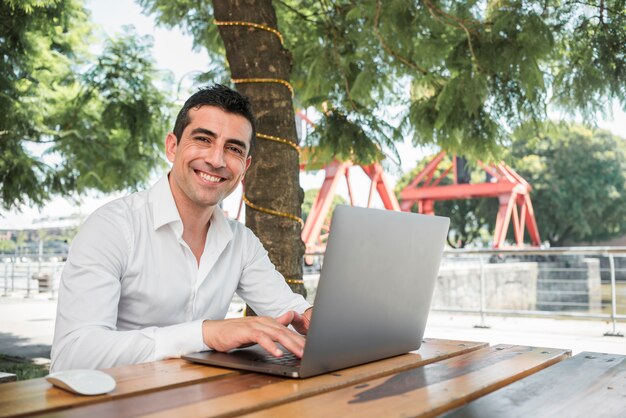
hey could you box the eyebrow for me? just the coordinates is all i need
[190,128,249,151]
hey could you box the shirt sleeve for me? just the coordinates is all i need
[235,228,311,317]
[50,206,206,372]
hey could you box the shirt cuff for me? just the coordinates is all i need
[153,320,206,360]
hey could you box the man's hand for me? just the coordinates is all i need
[290,307,313,335]
[202,311,305,358]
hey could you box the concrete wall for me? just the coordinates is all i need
[433,261,538,310]
[536,257,602,312]
[433,257,602,312]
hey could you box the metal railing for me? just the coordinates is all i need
[0,253,65,299]
[444,247,625,334]
[304,246,626,337]
[3,247,625,337]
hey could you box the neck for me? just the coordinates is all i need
[167,175,215,264]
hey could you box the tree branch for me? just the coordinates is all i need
[22,137,62,144]
[600,0,605,24]
[275,0,323,23]
[374,0,428,75]
[319,0,358,108]
[422,0,480,34]
[563,0,621,15]
[422,0,484,72]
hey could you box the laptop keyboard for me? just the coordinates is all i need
[257,352,301,367]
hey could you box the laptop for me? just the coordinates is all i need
[183,205,450,378]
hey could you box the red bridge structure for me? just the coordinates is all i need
[398,151,541,248]
[300,157,400,254]
[300,150,541,252]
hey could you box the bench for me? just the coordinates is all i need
[0,373,17,383]
[442,351,626,417]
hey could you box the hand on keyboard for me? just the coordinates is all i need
[202,311,306,358]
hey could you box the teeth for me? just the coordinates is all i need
[198,172,223,183]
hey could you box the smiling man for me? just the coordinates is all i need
[51,85,312,371]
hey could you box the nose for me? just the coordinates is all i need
[204,146,226,168]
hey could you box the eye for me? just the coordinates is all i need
[226,145,245,155]
[193,136,211,143]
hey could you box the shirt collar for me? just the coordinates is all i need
[151,174,234,243]
[208,202,234,243]
[152,174,181,232]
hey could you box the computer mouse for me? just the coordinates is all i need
[45,369,116,396]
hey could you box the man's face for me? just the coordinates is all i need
[166,105,252,212]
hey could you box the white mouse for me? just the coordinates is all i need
[46,369,116,396]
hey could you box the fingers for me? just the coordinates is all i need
[202,316,305,358]
[256,333,284,357]
[287,308,313,335]
[256,328,304,358]
[259,316,305,357]
[275,310,295,326]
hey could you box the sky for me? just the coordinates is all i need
[1,0,624,229]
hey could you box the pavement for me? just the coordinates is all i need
[0,295,57,364]
[0,295,624,367]
[424,312,626,355]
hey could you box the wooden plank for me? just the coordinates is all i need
[0,373,17,384]
[241,344,570,418]
[0,358,239,418]
[31,338,487,418]
[442,351,626,418]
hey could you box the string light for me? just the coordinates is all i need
[214,20,285,47]
[242,194,305,228]
[232,78,294,98]
[257,132,301,154]
[215,19,306,285]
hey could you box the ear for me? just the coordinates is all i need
[243,156,252,176]
[165,133,177,163]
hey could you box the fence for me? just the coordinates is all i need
[0,253,65,299]
[3,247,626,336]
[304,247,626,337]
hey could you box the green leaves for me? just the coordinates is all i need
[137,0,224,66]
[47,28,170,195]
[509,122,626,246]
[138,0,626,172]
[0,2,171,210]
[552,1,626,117]
[304,107,400,167]
[6,0,623,212]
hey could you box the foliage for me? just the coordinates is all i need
[438,198,498,248]
[0,1,171,210]
[47,30,171,195]
[508,122,626,246]
[395,154,497,248]
[140,0,625,165]
[0,354,48,380]
[0,239,16,253]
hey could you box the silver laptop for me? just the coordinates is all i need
[183,205,449,378]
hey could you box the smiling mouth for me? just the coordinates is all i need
[196,170,226,183]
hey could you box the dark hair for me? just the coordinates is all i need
[173,84,256,155]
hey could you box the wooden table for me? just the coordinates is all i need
[0,338,575,418]
[441,351,626,418]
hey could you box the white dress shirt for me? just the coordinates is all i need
[51,175,310,372]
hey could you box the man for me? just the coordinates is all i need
[51,85,312,371]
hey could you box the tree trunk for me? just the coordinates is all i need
[212,0,306,308]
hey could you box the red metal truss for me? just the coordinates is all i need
[295,110,399,253]
[300,159,400,254]
[398,152,541,248]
